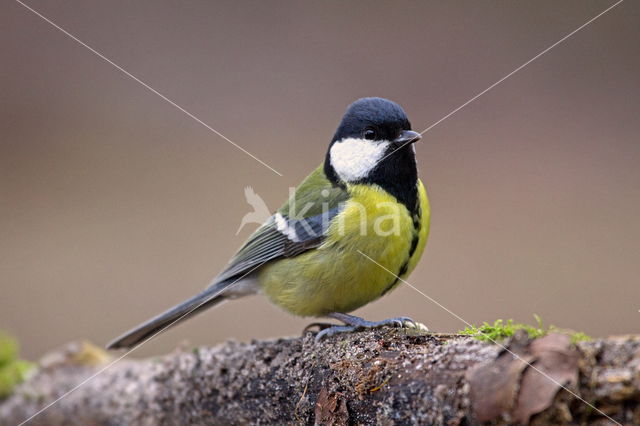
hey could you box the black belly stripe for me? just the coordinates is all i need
[412,215,420,230]
[408,234,419,258]
[381,277,400,297]
[380,199,423,297]
[380,232,420,297]
[380,256,410,297]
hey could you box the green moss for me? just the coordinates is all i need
[0,333,19,367]
[459,315,591,344]
[547,327,593,344]
[568,331,592,344]
[460,317,545,342]
[0,332,35,399]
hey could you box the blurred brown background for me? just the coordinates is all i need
[1,0,638,359]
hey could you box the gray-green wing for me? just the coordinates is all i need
[211,165,348,284]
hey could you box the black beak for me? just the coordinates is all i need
[393,130,422,145]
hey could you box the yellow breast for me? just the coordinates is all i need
[259,181,430,317]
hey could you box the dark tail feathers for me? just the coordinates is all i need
[106,284,228,350]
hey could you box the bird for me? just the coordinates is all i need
[235,186,271,235]
[107,97,430,349]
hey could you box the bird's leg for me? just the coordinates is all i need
[314,312,425,341]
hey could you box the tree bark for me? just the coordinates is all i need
[1,329,638,425]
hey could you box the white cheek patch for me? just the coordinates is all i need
[330,138,389,182]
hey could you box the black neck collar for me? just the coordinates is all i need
[324,145,419,215]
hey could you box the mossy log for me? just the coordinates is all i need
[0,330,638,425]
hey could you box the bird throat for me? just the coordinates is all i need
[324,144,419,215]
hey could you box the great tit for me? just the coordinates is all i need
[107,97,430,349]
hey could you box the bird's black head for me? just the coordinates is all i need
[324,97,422,213]
[331,97,413,143]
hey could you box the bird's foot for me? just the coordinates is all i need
[329,312,417,329]
[311,312,427,341]
[314,325,359,340]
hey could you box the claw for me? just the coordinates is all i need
[315,325,356,341]
[413,322,429,332]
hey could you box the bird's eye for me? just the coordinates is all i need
[363,128,377,140]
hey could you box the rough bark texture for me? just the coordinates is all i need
[1,329,638,425]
